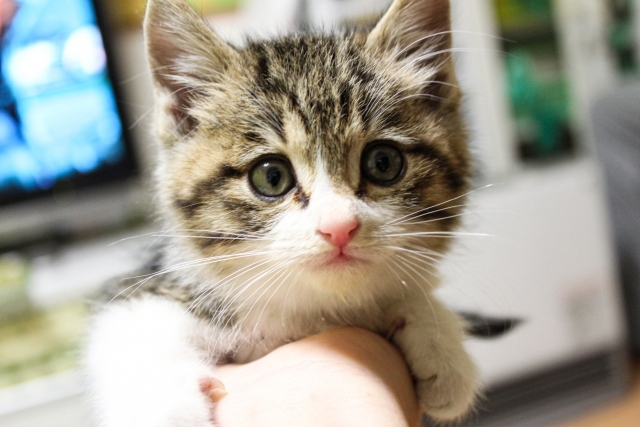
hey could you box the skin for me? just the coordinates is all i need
[214,327,423,427]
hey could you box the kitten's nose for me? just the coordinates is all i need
[318,218,360,248]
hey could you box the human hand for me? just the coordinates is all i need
[212,327,422,427]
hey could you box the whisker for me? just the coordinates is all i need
[394,255,440,337]
[382,204,468,228]
[404,243,446,258]
[149,233,274,242]
[224,260,292,344]
[187,258,272,314]
[386,246,442,268]
[384,184,494,226]
[396,211,473,227]
[214,260,290,332]
[103,250,278,310]
[281,266,304,325]
[383,231,493,238]
[251,267,295,335]
[108,228,270,246]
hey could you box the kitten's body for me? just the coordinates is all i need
[86,0,479,425]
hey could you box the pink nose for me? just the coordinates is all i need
[318,218,360,248]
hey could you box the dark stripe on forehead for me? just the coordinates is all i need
[271,37,301,60]
[406,143,467,192]
[288,92,312,135]
[357,100,372,133]
[251,43,290,99]
[252,44,281,95]
[339,83,351,126]
[354,68,378,131]
[256,49,270,83]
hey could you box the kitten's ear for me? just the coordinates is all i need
[144,0,238,135]
[366,0,456,106]
[367,0,453,76]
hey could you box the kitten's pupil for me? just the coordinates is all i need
[266,167,281,187]
[375,153,390,173]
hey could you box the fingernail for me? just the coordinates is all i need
[209,386,228,402]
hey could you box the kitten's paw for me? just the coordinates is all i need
[416,365,478,422]
[134,397,217,427]
[119,381,221,427]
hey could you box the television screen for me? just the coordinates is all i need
[0,0,136,207]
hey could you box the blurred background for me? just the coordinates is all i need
[0,0,639,426]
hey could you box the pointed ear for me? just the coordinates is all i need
[144,0,239,135]
[366,0,452,68]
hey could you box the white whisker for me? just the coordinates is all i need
[384,184,494,226]
[384,231,492,238]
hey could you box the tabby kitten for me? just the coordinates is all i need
[85,0,479,424]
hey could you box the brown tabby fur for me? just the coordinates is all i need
[90,0,479,423]
[143,0,470,272]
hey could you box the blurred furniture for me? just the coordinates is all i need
[557,366,640,427]
[592,81,640,355]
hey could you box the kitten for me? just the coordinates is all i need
[85,0,479,425]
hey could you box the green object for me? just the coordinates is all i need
[0,303,88,389]
[495,0,574,159]
[607,0,639,74]
[0,255,30,322]
[0,255,89,389]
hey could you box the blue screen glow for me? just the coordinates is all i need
[0,0,126,195]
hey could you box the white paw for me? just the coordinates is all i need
[103,378,223,427]
[133,392,216,427]
[416,363,478,422]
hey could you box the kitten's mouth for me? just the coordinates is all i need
[317,248,366,268]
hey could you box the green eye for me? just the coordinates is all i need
[249,157,295,198]
[361,143,405,185]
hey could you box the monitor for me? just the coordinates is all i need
[0,0,141,248]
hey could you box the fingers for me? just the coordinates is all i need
[214,327,422,427]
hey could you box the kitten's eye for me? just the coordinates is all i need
[250,158,295,198]
[361,143,405,185]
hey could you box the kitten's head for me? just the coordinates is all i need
[145,0,470,303]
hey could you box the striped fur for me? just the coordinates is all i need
[86,1,479,425]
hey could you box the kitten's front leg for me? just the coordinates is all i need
[390,294,479,422]
[85,297,224,427]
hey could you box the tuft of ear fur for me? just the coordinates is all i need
[367,0,451,61]
[144,0,239,137]
[366,0,456,105]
